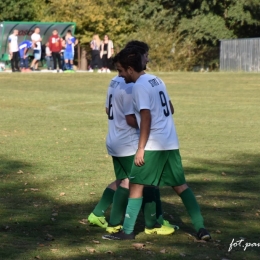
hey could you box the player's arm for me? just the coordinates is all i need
[169,100,174,114]
[105,107,108,115]
[8,39,12,55]
[125,114,138,128]
[75,39,78,46]
[135,109,151,166]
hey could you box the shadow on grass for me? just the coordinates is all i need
[0,153,260,259]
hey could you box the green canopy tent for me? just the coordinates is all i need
[0,21,76,64]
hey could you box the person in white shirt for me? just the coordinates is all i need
[8,29,20,72]
[30,27,42,71]
[103,45,211,241]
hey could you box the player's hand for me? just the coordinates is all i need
[134,148,145,166]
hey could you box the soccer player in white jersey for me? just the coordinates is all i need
[102,46,211,241]
[88,41,176,236]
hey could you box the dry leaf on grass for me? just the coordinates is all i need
[17,170,24,174]
[92,240,100,244]
[52,213,58,216]
[38,244,45,247]
[86,248,96,253]
[221,172,226,176]
[79,219,88,225]
[194,239,207,243]
[60,192,65,196]
[30,188,39,192]
[160,249,166,253]
[34,256,41,259]
[90,192,96,195]
[180,252,186,257]
[146,241,153,244]
[50,249,58,252]
[132,243,145,250]
[105,251,113,254]
[215,230,221,234]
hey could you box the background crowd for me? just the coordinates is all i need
[8,27,78,73]
[88,34,114,73]
[8,29,114,73]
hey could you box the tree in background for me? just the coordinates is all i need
[1,0,260,71]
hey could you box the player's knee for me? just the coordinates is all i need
[173,183,188,195]
[107,180,120,190]
[120,178,129,189]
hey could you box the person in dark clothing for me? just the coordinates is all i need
[48,29,63,73]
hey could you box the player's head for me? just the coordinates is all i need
[104,34,109,41]
[13,29,18,36]
[34,27,40,33]
[125,41,149,70]
[67,30,72,36]
[52,29,58,35]
[113,46,143,83]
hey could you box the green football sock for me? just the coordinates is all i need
[92,187,115,217]
[143,187,157,228]
[123,197,143,234]
[154,188,163,218]
[109,186,129,226]
[180,188,204,232]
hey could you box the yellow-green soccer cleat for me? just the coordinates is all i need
[88,213,108,228]
[145,224,175,235]
[162,220,179,230]
[106,225,122,234]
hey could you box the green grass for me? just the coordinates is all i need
[0,72,260,260]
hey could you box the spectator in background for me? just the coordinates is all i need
[45,42,53,70]
[30,27,42,71]
[8,29,20,72]
[100,34,114,73]
[48,29,63,73]
[64,30,78,72]
[88,34,102,73]
[19,40,34,72]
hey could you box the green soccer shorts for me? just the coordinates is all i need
[112,155,134,180]
[129,149,186,187]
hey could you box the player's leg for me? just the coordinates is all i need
[106,156,133,232]
[56,52,62,71]
[88,180,119,228]
[103,151,174,240]
[64,51,70,70]
[154,187,179,230]
[163,149,211,240]
[52,52,57,70]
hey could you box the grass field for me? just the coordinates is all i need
[0,72,260,260]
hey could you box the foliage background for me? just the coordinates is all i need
[1,0,260,70]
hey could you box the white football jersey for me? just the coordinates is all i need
[132,74,179,150]
[31,33,41,50]
[105,76,139,156]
